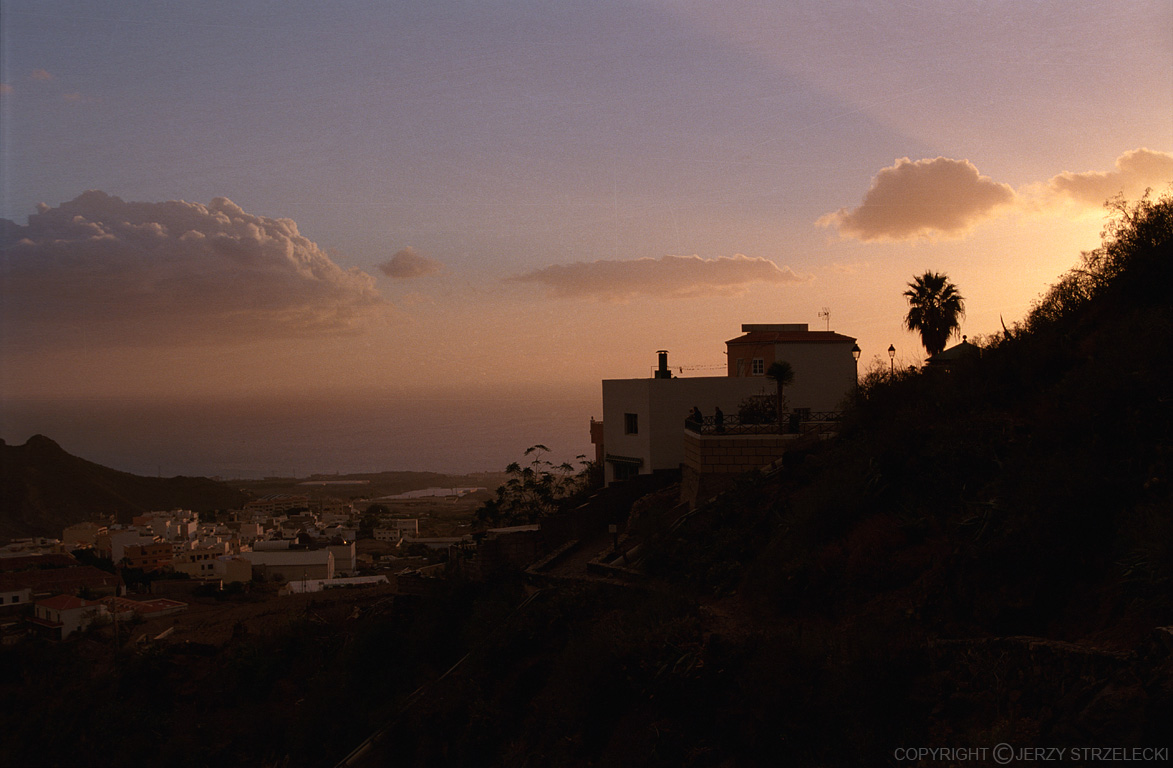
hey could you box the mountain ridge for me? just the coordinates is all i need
[0,434,250,539]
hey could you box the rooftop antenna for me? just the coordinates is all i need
[818,307,830,331]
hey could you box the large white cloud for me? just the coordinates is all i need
[507,253,807,302]
[0,191,390,349]
[817,157,1016,242]
[1044,148,1173,206]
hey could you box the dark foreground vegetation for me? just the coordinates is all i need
[2,195,1170,767]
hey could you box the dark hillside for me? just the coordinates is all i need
[360,195,1173,764]
[0,197,1169,767]
[0,435,248,538]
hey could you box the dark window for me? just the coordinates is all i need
[624,413,638,435]
[613,462,640,481]
[751,358,765,375]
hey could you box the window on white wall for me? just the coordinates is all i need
[751,358,765,375]
[612,461,639,481]
[624,413,638,434]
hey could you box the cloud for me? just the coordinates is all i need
[821,149,1173,243]
[1044,148,1173,206]
[507,253,808,302]
[378,247,443,279]
[31,69,53,81]
[818,157,1016,242]
[0,191,390,350]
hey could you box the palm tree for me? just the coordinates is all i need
[904,271,965,358]
[766,361,794,431]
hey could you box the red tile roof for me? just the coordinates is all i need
[727,330,857,345]
[37,594,101,611]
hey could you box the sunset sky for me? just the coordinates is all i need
[1,1,1171,473]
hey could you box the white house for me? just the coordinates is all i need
[0,585,32,612]
[725,324,858,411]
[596,324,858,486]
[600,375,768,485]
[374,519,419,542]
[101,530,158,563]
[215,556,254,585]
[327,542,357,577]
[32,595,108,639]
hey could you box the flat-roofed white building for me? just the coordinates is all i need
[238,550,334,582]
[600,375,768,485]
[595,325,858,486]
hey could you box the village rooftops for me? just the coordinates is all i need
[0,565,122,596]
[0,554,79,571]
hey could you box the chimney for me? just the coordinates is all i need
[654,350,672,379]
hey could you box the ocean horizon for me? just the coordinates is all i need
[0,383,600,480]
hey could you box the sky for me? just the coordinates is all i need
[1,1,1171,472]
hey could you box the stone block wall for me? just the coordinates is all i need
[683,432,796,474]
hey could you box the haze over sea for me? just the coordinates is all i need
[0,383,599,480]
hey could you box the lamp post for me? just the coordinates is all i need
[851,343,862,400]
[888,344,895,376]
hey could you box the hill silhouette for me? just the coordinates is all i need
[354,193,1173,764]
[0,195,1169,767]
[0,435,248,539]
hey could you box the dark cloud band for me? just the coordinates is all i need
[508,253,807,302]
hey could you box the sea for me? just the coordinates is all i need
[0,383,600,480]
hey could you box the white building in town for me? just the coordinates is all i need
[238,550,335,582]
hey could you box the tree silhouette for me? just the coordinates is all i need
[766,360,794,430]
[476,445,595,526]
[904,271,965,358]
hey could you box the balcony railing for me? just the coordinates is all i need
[685,410,843,436]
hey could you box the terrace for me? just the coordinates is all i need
[683,410,843,476]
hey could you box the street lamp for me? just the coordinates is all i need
[851,343,862,398]
[888,344,895,375]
